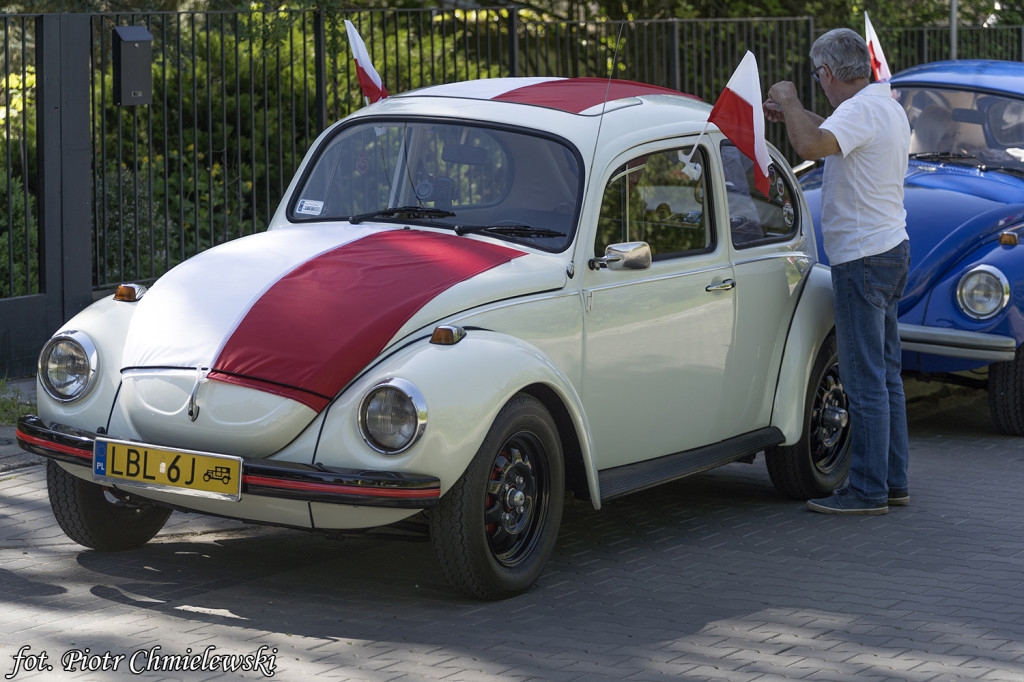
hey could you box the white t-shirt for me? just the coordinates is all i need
[819,82,910,265]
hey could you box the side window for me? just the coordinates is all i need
[720,141,799,248]
[595,146,711,261]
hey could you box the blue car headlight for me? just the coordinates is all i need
[956,265,1010,320]
[38,330,99,403]
[358,378,427,454]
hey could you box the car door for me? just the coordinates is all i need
[581,143,738,469]
[718,140,812,428]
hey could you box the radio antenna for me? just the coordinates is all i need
[587,20,626,176]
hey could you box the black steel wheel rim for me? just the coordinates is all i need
[811,362,850,473]
[484,430,549,567]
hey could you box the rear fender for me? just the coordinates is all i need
[771,264,835,444]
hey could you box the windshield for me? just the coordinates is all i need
[290,119,583,252]
[895,85,1024,174]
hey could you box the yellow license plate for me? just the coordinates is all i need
[93,438,242,501]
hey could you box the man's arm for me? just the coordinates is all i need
[764,81,840,161]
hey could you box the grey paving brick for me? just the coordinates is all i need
[3,385,1024,680]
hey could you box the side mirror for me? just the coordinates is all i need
[588,241,652,271]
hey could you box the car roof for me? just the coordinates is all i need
[891,60,1024,95]
[400,77,699,114]
[344,77,715,154]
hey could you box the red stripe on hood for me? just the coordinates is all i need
[209,230,524,411]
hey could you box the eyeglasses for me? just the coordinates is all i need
[812,65,826,84]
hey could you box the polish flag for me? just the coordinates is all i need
[865,12,892,82]
[708,51,771,197]
[345,20,389,104]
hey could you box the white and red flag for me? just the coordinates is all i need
[345,19,389,104]
[864,12,892,82]
[707,51,771,197]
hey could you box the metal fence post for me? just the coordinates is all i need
[507,9,519,77]
[669,21,681,92]
[37,13,91,328]
[314,9,328,134]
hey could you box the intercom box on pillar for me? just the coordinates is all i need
[112,26,153,106]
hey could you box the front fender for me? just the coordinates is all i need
[36,295,137,433]
[771,264,835,444]
[311,330,597,501]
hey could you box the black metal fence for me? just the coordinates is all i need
[1,16,37,302]
[3,9,1024,376]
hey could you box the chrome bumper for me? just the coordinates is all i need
[15,415,440,509]
[899,323,1018,363]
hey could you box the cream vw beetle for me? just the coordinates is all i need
[18,77,849,600]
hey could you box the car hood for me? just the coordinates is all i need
[802,163,1024,310]
[122,224,562,414]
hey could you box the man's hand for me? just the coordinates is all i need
[761,80,836,161]
[764,81,801,121]
[763,99,784,123]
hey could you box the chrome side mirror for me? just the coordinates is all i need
[588,241,652,271]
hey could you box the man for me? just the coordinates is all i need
[764,27,911,515]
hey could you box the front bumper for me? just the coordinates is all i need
[899,323,1018,362]
[16,415,440,509]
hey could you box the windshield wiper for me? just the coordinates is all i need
[454,224,563,238]
[348,206,456,224]
[909,152,977,162]
[978,164,1024,179]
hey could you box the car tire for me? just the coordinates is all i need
[765,333,852,499]
[429,393,564,600]
[989,346,1024,436]
[46,460,172,551]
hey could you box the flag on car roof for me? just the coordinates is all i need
[865,12,892,82]
[345,20,389,104]
[707,51,771,197]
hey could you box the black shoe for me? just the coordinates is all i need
[888,489,909,506]
[807,488,888,515]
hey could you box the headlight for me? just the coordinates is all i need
[358,379,426,454]
[38,330,99,403]
[956,265,1010,320]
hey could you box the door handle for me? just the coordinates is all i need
[705,279,736,292]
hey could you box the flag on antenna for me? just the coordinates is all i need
[864,12,892,82]
[707,51,771,197]
[345,20,389,104]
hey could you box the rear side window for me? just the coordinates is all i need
[720,141,798,248]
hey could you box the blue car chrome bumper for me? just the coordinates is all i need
[15,415,441,509]
[899,323,1018,362]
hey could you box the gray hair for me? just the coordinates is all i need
[810,28,872,82]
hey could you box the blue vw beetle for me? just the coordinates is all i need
[800,60,1024,435]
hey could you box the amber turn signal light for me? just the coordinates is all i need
[999,232,1019,246]
[113,283,148,302]
[430,325,466,345]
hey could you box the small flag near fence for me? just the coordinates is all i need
[864,12,892,82]
[345,20,389,105]
[706,51,771,197]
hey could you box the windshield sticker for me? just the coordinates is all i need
[357,152,370,175]
[296,199,324,216]
[783,201,794,228]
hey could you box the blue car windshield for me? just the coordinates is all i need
[289,120,583,253]
[895,86,1024,174]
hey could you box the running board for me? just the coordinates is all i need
[598,427,785,502]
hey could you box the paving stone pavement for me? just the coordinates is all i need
[1,380,1023,681]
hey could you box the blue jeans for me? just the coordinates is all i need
[830,240,911,505]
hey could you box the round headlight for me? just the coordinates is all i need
[38,330,98,403]
[956,265,1009,320]
[358,379,426,454]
